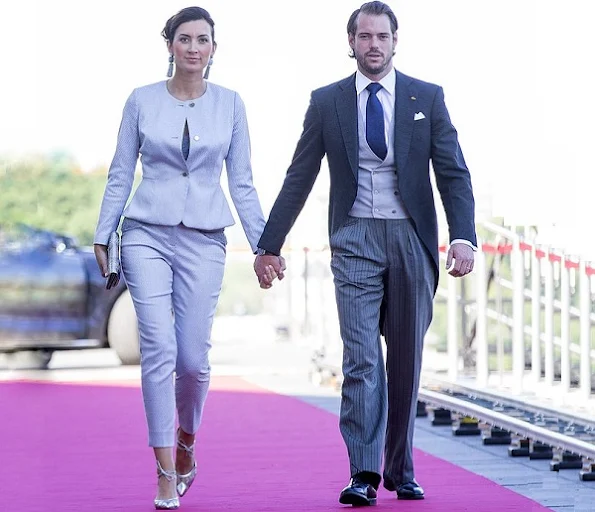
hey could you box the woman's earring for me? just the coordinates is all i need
[166,54,174,78]
[204,57,213,79]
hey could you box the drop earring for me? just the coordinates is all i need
[204,57,213,79]
[166,54,174,78]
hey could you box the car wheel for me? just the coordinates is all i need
[0,349,54,370]
[107,290,140,365]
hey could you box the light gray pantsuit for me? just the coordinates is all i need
[121,218,227,448]
[95,81,265,450]
[330,218,435,486]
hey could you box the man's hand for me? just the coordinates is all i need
[94,243,109,278]
[278,255,287,276]
[254,254,286,289]
[446,243,474,278]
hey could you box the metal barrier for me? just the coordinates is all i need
[438,221,594,407]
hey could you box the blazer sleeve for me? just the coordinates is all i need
[225,92,266,253]
[94,90,140,245]
[430,86,477,246]
[257,93,326,254]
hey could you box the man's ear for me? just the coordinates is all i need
[348,34,355,52]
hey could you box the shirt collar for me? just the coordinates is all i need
[355,68,395,97]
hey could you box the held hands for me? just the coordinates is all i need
[446,243,474,278]
[254,255,286,289]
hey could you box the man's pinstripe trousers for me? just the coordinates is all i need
[330,217,435,487]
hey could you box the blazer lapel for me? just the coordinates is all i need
[394,70,416,172]
[335,74,358,179]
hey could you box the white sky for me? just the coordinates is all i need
[1,0,593,256]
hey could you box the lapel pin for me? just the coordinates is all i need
[410,96,416,100]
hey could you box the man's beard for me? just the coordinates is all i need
[356,52,392,76]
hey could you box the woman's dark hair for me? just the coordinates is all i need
[161,6,215,43]
[347,1,398,37]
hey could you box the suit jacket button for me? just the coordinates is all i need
[182,172,189,176]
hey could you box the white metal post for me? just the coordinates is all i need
[579,260,592,400]
[494,254,504,385]
[544,250,555,388]
[531,246,541,383]
[447,273,459,382]
[512,238,525,392]
[475,240,489,387]
[560,255,571,395]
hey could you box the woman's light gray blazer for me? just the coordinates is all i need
[94,80,265,252]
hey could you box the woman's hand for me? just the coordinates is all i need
[94,244,109,278]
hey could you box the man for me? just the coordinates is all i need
[254,1,476,506]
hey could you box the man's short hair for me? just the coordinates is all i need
[347,1,398,37]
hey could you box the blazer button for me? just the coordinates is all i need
[182,171,189,177]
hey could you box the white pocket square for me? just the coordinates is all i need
[414,112,426,121]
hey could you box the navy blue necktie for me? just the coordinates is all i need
[366,82,387,160]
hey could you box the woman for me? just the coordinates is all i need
[94,6,278,509]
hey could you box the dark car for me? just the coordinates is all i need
[0,224,139,367]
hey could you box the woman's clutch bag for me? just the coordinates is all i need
[106,231,121,290]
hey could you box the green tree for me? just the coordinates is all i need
[0,152,126,245]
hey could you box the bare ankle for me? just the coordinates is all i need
[178,428,195,446]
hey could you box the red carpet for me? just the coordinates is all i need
[0,378,549,511]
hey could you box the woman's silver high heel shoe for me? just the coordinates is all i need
[176,432,197,497]
[154,460,180,510]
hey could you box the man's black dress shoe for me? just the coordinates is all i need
[339,478,377,506]
[396,481,425,500]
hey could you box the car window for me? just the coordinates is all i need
[0,224,54,254]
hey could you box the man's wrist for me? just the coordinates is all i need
[450,239,477,252]
[255,248,279,256]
